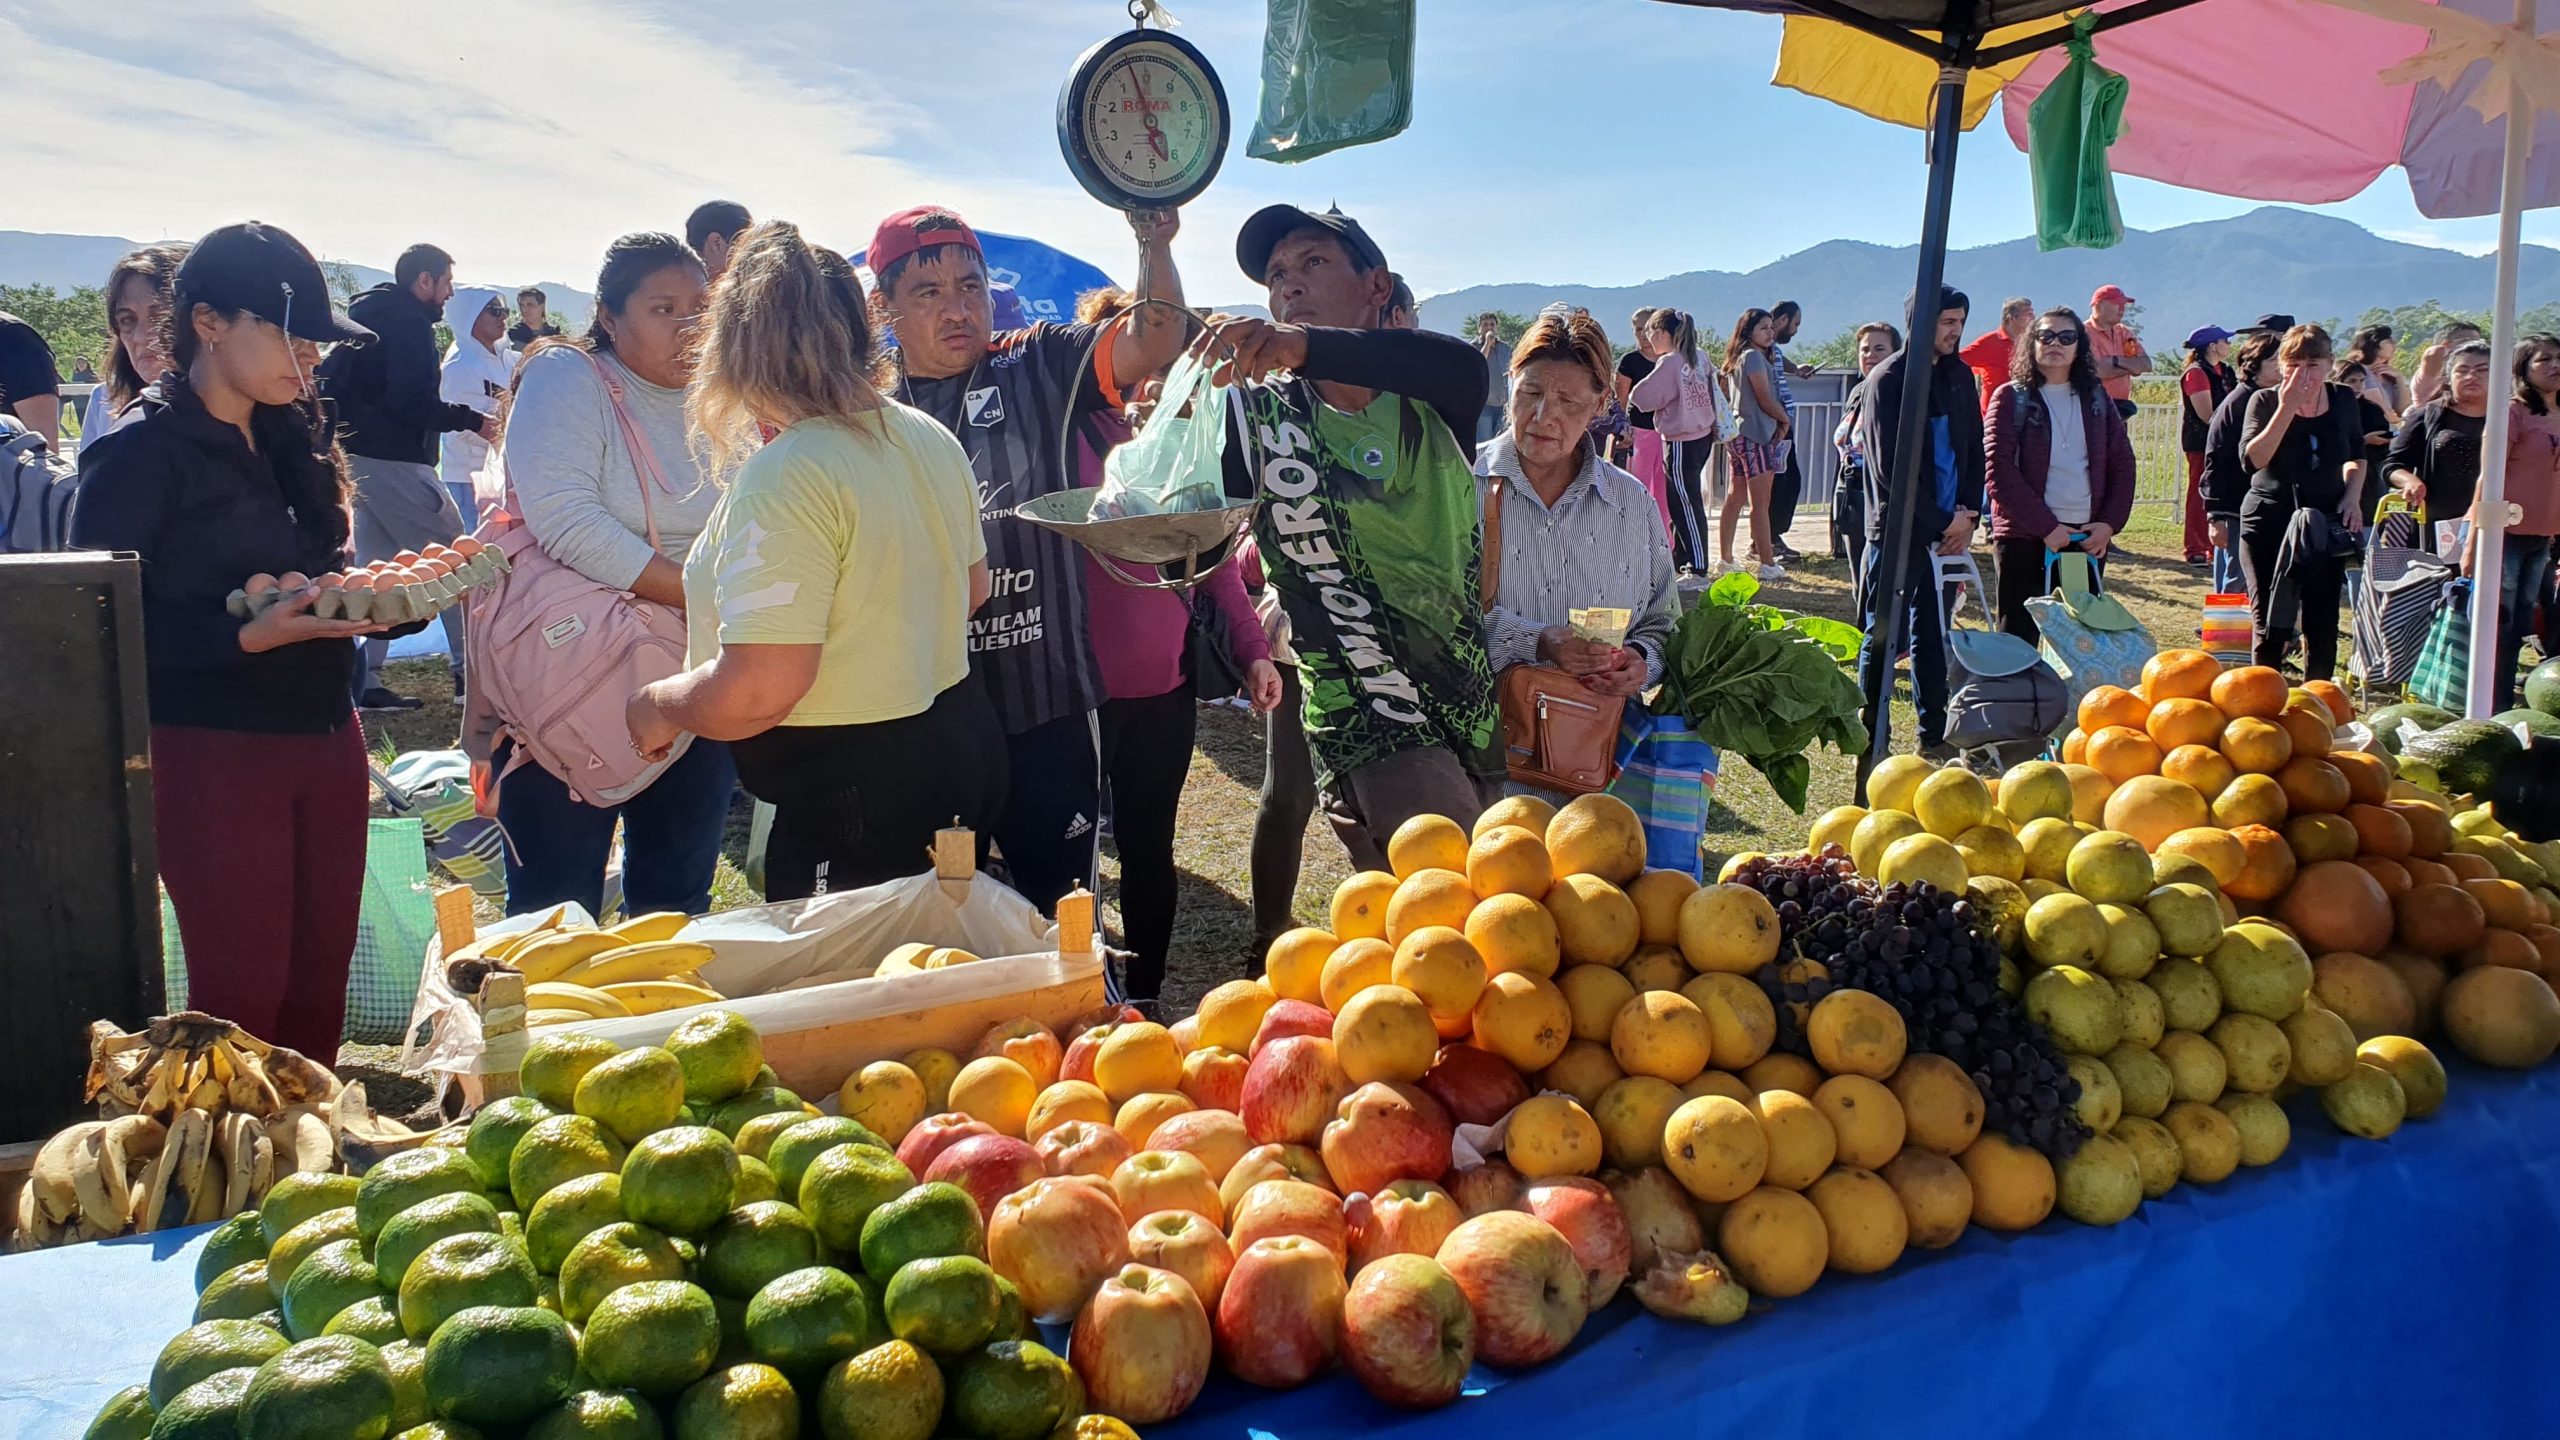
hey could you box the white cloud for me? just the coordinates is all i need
[6,0,1144,287]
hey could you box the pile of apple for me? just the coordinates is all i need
[843,793,1847,1422]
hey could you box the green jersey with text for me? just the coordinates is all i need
[1240,380,1500,787]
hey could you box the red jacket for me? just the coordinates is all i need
[1984,380,2137,541]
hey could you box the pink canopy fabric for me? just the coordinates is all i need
[1995,0,2560,219]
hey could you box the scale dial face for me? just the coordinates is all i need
[1060,31,1229,211]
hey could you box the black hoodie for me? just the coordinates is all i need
[69,380,360,732]
[320,282,483,466]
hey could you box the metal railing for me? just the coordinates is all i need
[1765,370,2193,513]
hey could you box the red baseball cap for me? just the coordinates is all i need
[868,206,982,279]
[2091,283,2135,308]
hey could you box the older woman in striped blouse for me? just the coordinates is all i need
[1475,310,1681,704]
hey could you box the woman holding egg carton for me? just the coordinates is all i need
[69,222,393,1061]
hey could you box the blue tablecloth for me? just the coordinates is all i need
[10,1060,2559,1440]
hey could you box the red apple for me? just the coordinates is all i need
[1179,1047,1248,1113]
[1128,1207,1237,1310]
[1435,1211,1588,1367]
[896,1113,996,1176]
[1420,1043,1533,1128]
[1169,1014,1202,1053]
[1252,1000,1336,1055]
[1240,1036,1352,1147]
[1062,1023,1116,1087]
[1070,1263,1213,1423]
[1227,1178,1347,1265]
[1111,1149,1225,1226]
[1035,1118,1134,1181]
[923,1133,1045,1221]
[1215,1236,1348,1388]
[1145,1109,1251,1183]
[1063,1005,1144,1048]
[1443,1160,1528,1218]
[1218,1143,1335,1215]
[1604,1166,1704,1274]
[1346,1179,1464,1272]
[973,1018,1063,1090]
[988,1175,1133,1322]
[1524,1176,1633,1309]
[1319,1082,1455,1197]
[1341,1252,1475,1409]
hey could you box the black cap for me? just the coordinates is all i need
[1236,204,1387,282]
[2249,313,2296,334]
[175,222,374,345]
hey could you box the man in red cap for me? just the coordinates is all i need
[2087,283,2149,418]
[867,203,1185,915]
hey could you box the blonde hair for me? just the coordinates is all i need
[687,220,883,479]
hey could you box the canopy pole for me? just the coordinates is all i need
[1855,48,1973,801]
[2464,0,2534,719]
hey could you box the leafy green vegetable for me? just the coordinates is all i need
[1663,575,1868,813]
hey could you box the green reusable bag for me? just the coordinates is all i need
[2026,13,2128,252]
[1248,0,1416,163]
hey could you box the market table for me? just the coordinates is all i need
[10,1059,2559,1440]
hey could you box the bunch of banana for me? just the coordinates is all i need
[467,910,725,1028]
[10,1011,364,1252]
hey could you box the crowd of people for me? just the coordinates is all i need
[12,196,2560,1053]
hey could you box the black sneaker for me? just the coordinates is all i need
[357,687,424,712]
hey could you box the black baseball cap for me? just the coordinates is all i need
[175,222,374,345]
[2248,313,2296,333]
[1236,204,1388,283]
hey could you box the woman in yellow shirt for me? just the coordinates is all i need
[626,222,1004,899]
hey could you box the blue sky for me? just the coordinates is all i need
[11,0,2539,305]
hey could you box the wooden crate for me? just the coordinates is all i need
[0,554,161,1144]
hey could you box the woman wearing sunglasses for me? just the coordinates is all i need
[1984,307,2137,644]
[2238,324,2367,679]
[69,223,384,1062]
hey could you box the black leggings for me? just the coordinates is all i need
[1099,685,1196,1004]
[1252,667,1319,966]
[2237,512,2344,680]
[730,675,1009,902]
[1666,436,1714,571]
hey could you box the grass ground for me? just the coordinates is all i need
[357,501,2212,1032]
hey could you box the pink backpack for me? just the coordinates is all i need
[462,352,694,807]
[1630,353,1726,444]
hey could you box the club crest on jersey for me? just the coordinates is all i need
[966,386,1005,427]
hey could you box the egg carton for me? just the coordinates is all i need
[225,538,512,625]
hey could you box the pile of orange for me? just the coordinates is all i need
[2055,651,2399,902]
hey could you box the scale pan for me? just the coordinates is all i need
[1013,489,1258,567]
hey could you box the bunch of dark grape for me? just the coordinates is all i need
[1726,847,2090,1158]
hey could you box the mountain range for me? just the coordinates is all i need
[0,230,593,330]
[1409,207,2560,349]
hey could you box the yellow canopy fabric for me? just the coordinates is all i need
[1772,14,2048,130]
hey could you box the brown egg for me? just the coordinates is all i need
[277,571,311,590]
[418,558,454,579]
[315,573,344,590]
[450,537,485,557]
[393,549,424,566]
[244,573,279,594]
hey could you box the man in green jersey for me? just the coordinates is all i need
[1201,205,1500,869]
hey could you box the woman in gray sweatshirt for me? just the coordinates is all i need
[485,232,733,919]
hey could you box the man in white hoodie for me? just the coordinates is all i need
[434,287,508,695]
[439,288,509,526]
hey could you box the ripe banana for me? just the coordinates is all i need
[511,930,628,985]
[219,1111,271,1216]
[13,1179,69,1251]
[29,1121,105,1226]
[216,1038,281,1117]
[85,1115,167,1231]
[486,906,575,963]
[523,982,631,1019]
[139,1107,215,1234]
[558,940,717,989]
[266,1105,336,1174]
[597,979,725,1016]
[604,911,691,945]
[525,1008,597,1027]
[260,1046,340,1108]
